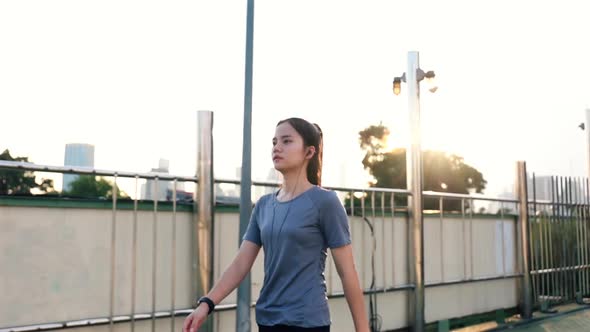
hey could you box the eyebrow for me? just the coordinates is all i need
[273,135,293,140]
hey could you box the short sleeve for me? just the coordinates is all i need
[319,191,351,248]
[242,199,262,246]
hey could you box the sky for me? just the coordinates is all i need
[1,0,589,198]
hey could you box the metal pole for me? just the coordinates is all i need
[439,197,444,282]
[131,176,139,332]
[109,174,118,332]
[195,110,214,332]
[391,193,396,287]
[406,51,425,332]
[586,109,590,180]
[517,161,533,319]
[151,178,159,332]
[237,0,255,330]
[461,198,467,279]
[171,179,177,332]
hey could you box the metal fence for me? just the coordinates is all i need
[9,158,590,331]
[0,160,528,332]
[0,160,200,332]
[528,174,590,311]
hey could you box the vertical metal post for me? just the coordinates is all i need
[195,110,214,332]
[500,202,506,276]
[583,179,589,297]
[461,199,467,279]
[439,197,444,282]
[381,193,386,288]
[549,177,558,304]
[131,176,139,332]
[516,161,533,319]
[151,178,159,332]
[557,177,565,301]
[237,0,255,330]
[361,192,366,289]
[470,198,475,278]
[406,51,425,332]
[171,179,178,332]
[530,174,538,305]
[109,174,118,332]
[586,109,590,180]
[575,178,582,298]
[391,193,396,287]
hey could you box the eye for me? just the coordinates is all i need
[283,139,291,144]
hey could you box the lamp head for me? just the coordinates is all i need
[393,77,402,95]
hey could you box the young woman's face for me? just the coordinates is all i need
[272,122,307,173]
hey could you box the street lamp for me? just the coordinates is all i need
[392,74,404,95]
[392,70,437,95]
[391,51,436,332]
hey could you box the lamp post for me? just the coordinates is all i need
[586,108,590,181]
[237,0,255,331]
[392,51,436,332]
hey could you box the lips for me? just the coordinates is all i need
[273,156,283,161]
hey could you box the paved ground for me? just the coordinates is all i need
[508,307,590,331]
[452,303,590,332]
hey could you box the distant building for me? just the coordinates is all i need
[528,175,553,201]
[63,143,95,192]
[141,159,172,201]
[486,188,516,215]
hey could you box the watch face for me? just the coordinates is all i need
[193,297,200,308]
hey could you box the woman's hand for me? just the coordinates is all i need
[181,241,260,332]
[182,303,209,332]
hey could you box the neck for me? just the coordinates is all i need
[279,167,313,199]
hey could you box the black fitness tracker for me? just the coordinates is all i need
[197,296,215,315]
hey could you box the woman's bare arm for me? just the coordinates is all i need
[204,240,261,305]
[332,244,370,332]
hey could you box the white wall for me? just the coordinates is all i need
[0,204,519,331]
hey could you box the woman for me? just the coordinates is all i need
[183,118,369,332]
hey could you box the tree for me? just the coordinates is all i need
[354,124,487,212]
[65,175,128,199]
[0,149,55,195]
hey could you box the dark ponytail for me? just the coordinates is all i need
[277,118,323,186]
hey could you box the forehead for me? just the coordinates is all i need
[274,122,300,138]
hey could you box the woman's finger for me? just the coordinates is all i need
[183,314,193,332]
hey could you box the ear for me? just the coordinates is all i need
[306,147,316,159]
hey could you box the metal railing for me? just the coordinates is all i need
[8,154,578,331]
[0,160,199,332]
[1,161,529,332]
[528,174,590,311]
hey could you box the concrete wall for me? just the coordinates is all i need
[0,202,519,331]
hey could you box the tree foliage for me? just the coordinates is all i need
[65,175,128,199]
[0,149,55,195]
[351,124,487,212]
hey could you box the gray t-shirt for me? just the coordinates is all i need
[243,185,351,327]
